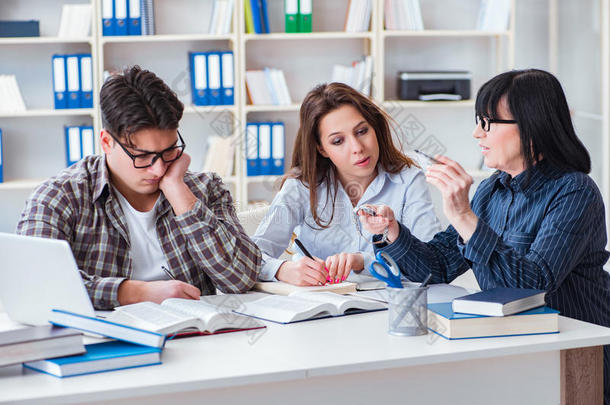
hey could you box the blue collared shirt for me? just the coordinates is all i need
[376,160,610,325]
[253,166,442,281]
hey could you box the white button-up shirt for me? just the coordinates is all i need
[252,166,442,281]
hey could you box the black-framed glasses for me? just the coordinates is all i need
[475,115,517,132]
[110,131,186,169]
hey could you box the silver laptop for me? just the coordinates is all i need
[0,233,95,325]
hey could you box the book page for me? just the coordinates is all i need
[291,291,387,314]
[238,295,335,323]
[110,302,202,334]
[161,298,261,332]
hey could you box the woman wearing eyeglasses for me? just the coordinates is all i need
[251,82,441,286]
[359,69,610,402]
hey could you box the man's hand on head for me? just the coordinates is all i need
[158,152,198,216]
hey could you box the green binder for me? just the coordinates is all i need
[285,0,299,33]
[298,0,312,33]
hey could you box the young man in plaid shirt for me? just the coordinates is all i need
[17,66,261,309]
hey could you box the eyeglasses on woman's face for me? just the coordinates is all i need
[475,115,517,132]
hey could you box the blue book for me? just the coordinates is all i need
[249,0,263,34]
[189,52,209,106]
[428,302,559,340]
[452,287,546,316]
[102,0,115,36]
[23,341,161,378]
[127,0,142,35]
[207,52,222,105]
[49,309,166,348]
[260,0,270,33]
[114,0,128,36]
[52,55,67,109]
[257,122,272,175]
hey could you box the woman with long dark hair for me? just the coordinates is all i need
[252,82,440,286]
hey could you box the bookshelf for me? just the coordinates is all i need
[0,0,526,230]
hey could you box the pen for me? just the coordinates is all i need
[294,238,330,284]
[162,265,175,280]
[414,149,443,165]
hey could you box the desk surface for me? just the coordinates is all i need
[1,311,610,404]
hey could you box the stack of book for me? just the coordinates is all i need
[384,0,424,31]
[344,0,372,33]
[245,122,285,176]
[284,0,312,33]
[208,0,235,35]
[331,55,374,97]
[0,75,26,114]
[102,0,154,36]
[428,287,559,340]
[57,4,92,38]
[189,51,235,106]
[245,69,291,105]
[245,0,271,34]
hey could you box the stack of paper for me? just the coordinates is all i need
[201,135,235,177]
[331,55,374,96]
[245,68,292,105]
[384,0,424,31]
[57,4,92,38]
[344,0,372,33]
[0,75,26,114]
[476,0,511,32]
[208,0,234,35]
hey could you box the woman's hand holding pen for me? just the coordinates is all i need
[424,155,478,242]
[357,205,400,244]
[276,257,328,286]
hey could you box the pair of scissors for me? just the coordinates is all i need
[369,251,403,288]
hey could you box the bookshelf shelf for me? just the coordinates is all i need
[382,30,510,38]
[0,108,96,118]
[244,104,301,113]
[100,34,235,44]
[183,105,236,115]
[0,179,44,190]
[244,32,374,41]
[382,100,475,109]
[0,37,93,45]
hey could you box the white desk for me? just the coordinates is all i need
[1,311,609,405]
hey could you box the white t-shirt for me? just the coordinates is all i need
[114,189,170,281]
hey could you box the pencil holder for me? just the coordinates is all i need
[387,284,428,336]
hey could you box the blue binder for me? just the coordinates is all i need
[78,54,93,108]
[127,0,142,35]
[52,54,67,109]
[65,126,82,166]
[0,128,3,183]
[102,0,115,36]
[114,0,128,36]
[271,122,285,175]
[80,126,95,158]
[220,51,234,105]
[246,123,259,176]
[189,52,209,106]
[65,55,81,109]
[207,52,222,105]
[258,122,272,175]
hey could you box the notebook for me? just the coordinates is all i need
[452,287,546,316]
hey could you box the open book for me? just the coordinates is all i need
[108,299,264,336]
[235,291,387,324]
[253,281,357,295]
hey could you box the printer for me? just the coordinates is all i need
[398,71,471,101]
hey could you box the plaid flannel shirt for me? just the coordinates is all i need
[16,155,261,309]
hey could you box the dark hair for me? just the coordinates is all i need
[100,66,184,146]
[285,82,416,228]
[475,68,590,174]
